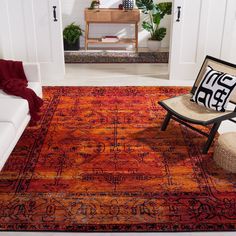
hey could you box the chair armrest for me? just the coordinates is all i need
[23,63,41,83]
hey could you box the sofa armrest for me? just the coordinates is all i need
[23,63,41,83]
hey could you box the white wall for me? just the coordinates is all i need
[61,0,172,48]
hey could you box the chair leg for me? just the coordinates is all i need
[161,112,172,131]
[202,122,221,154]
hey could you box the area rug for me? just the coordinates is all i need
[0,86,236,232]
[64,51,169,63]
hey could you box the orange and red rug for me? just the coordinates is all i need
[0,87,235,232]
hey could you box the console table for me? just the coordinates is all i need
[84,8,140,51]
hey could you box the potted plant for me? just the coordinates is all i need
[136,0,172,51]
[63,23,84,51]
[89,1,100,9]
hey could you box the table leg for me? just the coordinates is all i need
[85,23,89,50]
[135,23,138,52]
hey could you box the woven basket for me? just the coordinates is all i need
[214,132,236,173]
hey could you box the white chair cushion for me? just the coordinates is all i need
[0,99,29,130]
[0,122,15,158]
[0,82,41,99]
[161,94,233,123]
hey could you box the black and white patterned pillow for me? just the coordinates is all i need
[192,66,236,112]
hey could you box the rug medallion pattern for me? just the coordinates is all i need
[0,87,235,232]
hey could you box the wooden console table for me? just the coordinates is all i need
[84,8,140,51]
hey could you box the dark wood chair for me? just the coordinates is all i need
[158,55,236,154]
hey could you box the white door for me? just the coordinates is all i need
[0,0,65,81]
[221,0,236,64]
[169,0,227,80]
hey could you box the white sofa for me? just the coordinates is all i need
[0,63,42,170]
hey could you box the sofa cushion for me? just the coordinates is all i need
[0,99,29,129]
[28,82,42,98]
[0,122,15,158]
[0,82,41,99]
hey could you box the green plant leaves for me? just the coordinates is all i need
[142,21,153,33]
[63,22,84,45]
[153,13,161,25]
[157,2,172,16]
[136,1,172,41]
[136,0,154,14]
[152,27,166,41]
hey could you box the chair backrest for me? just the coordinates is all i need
[191,55,236,104]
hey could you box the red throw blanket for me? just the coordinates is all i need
[0,59,43,121]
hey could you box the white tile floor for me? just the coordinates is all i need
[3,63,235,236]
[43,63,187,86]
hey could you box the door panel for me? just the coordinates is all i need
[8,0,28,60]
[179,0,202,63]
[22,0,38,61]
[0,0,12,58]
[0,0,65,81]
[205,0,227,57]
[169,0,227,80]
[34,0,54,62]
[221,0,236,64]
